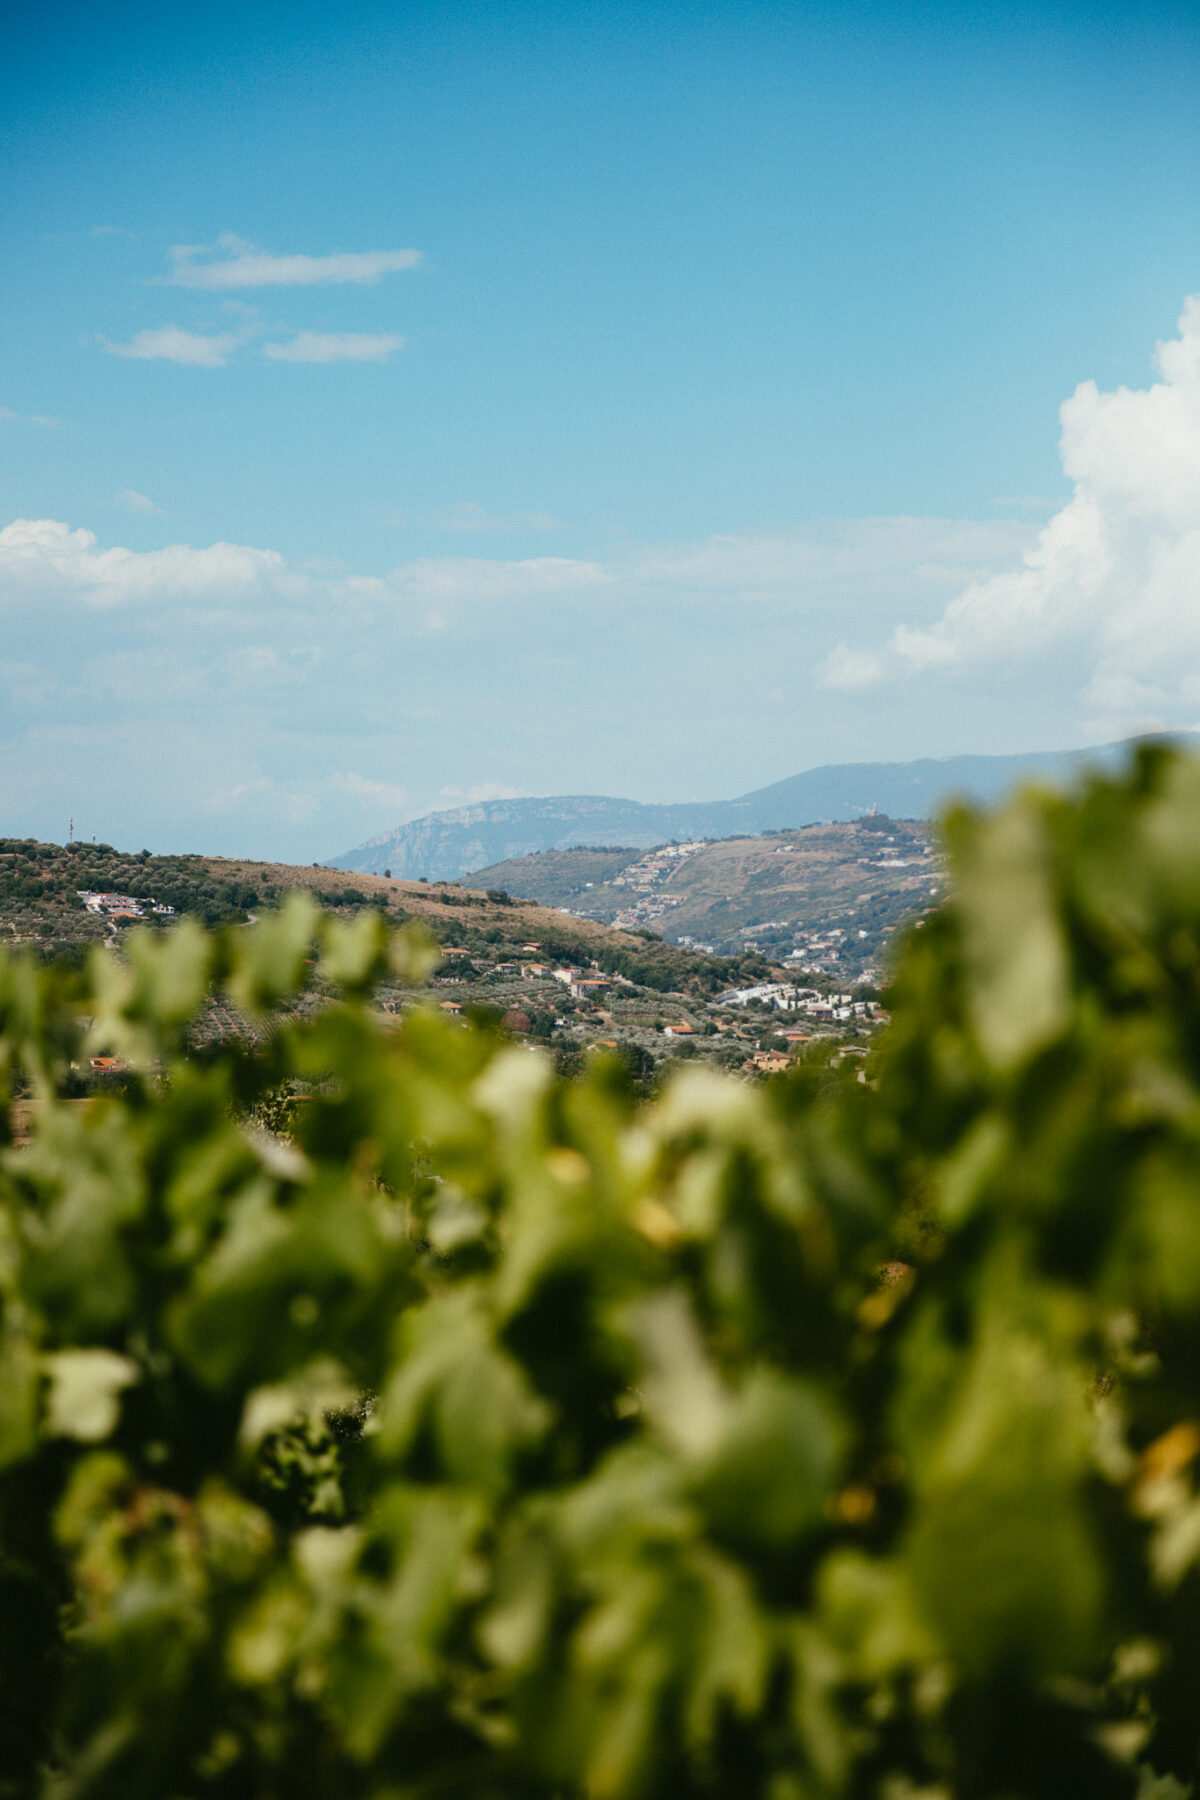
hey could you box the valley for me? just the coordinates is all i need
[0,835,889,1080]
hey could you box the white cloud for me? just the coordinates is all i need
[819,293,1200,732]
[0,505,1082,860]
[816,645,885,692]
[626,517,1030,598]
[262,331,405,363]
[115,490,161,515]
[163,235,422,289]
[328,771,410,809]
[101,325,243,367]
[0,518,303,608]
[0,517,612,617]
[0,512,1032,627]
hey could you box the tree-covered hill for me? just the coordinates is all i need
[0,837,762,996]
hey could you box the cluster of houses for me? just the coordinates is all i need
[717,981,882,1025]
[608,842,705,932]
[77,890,176,922]
[609,842,705,891]
[436,945,632,1009]
[610,891,686,931]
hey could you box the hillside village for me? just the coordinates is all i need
[78,890,176,920]
[0,835,890,1085]
[470,813,944,975]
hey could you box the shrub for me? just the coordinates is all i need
[6,748,1200,1795]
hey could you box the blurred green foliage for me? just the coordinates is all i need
[8,747,1200,1795]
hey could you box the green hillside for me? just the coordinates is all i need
[0,836,764,999]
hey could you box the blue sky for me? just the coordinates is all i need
[4,1,1200,859]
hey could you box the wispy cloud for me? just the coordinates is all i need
[433,501,562,533]
[437,781,529,806]
[328,771,410,809]
[0,514,1030,619]
[115,490,161,515]
[262,331,405,363]
[1,408,60,428]
[207,769,409,825]
[100,325,244,368]
[162,234,422,290]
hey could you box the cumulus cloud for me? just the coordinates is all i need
[101,325,244,367]
[262,331,405,363]
[0,512,1033,626]
[115,490,161,515]
[162,235,422,289]
[819,294,1200,729]
[0,517,614,617]
[0,519,303,608]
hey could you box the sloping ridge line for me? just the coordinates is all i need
[326,738,1154,882]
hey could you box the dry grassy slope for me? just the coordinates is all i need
[653,822,937,925]
[453,847,642,909]
[471,819,942,950]
[201,857,702,960]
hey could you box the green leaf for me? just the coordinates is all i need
[44,1348,139,1441]
[950,797,1071,1069]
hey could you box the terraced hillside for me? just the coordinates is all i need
[471,814,944,972]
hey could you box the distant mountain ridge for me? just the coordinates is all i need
[327,739,1151,882]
